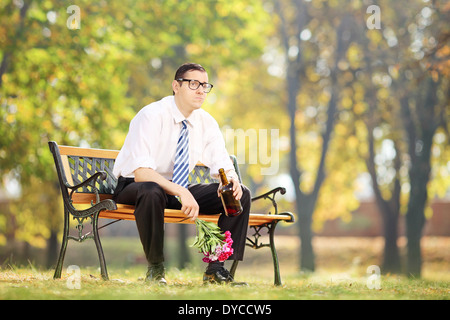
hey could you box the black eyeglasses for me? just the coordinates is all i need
[176,78,214,93]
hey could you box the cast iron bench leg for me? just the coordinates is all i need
[230,222,283,286]
[54,208,70,279]
[269,221,282,286]
[92,212,109,280]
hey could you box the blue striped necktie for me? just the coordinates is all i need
[172,120,189,188]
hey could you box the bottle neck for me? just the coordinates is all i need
[218,169,229,185]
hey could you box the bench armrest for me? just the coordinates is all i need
[251,187,286,215]
[66,171,107,205]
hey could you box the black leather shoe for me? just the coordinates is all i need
[203,266,247,286]
[145,263,167,285]
[203,267,233,284]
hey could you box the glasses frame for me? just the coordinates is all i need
[176,78,214,93]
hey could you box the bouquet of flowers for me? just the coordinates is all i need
[191,219,234,263]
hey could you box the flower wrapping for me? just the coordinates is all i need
[191,219,234,263]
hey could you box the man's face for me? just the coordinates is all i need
[173,70,209,116]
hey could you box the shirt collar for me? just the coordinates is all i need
[169,96,197,128]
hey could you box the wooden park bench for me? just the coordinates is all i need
[48,141,294,285]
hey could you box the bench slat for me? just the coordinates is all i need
[98,206,292,226]
[72,192,114,203]
[59,145,119,159]
[98,209,292,226]
[99,209,221,224]
[72,193,293,226]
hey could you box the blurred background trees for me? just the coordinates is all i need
[0,0,448,277]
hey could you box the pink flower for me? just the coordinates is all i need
[202,256,212,263]
[217,239,233,262]
[201,234,234,262]
[191,220,234,263]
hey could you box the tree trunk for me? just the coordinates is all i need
[365,118,402,274]
[46,230,58,269]
[275,0,350,272]
[405,137,433,277]
[402,77,439,277]
[381,210,401,273]
[297,195,315,271]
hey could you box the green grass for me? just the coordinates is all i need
[0,265,448,300]
[1,236,449,300]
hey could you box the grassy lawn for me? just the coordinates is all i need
[1,266,448,300]
[0,236,448,300]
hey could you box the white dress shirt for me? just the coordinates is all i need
[113,96,235,181]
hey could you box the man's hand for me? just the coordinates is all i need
[178,188,199,221]
[230,178,243,200]
[134,167,199,221]
[217,177,242,200]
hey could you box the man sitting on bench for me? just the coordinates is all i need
[112,63,251,285]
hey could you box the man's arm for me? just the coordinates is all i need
[134,167,199,221]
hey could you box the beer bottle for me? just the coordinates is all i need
[218,168,243,217]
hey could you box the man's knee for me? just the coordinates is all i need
[136,181,166,203]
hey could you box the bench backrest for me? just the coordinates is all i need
[48,141,241,204]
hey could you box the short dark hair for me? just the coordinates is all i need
[173,63,206,95]
[174,63,206,80]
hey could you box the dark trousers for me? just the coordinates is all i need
[113,177,251,265]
